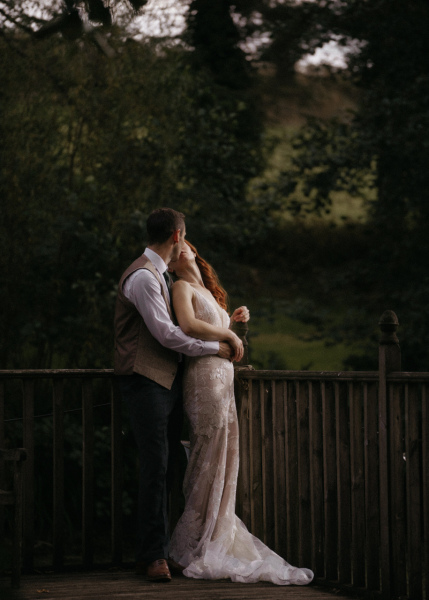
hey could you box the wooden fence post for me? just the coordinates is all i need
[378,310,401,599]
[233,319,251,530]
[233,319,251,420]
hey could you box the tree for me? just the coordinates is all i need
[281,0,429,369]
[184,0,251,88]
[0,25,268,368]
[1,1,333,79]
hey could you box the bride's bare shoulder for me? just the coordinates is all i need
[171,279,193,296]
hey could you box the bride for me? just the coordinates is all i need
[167,241,314,586]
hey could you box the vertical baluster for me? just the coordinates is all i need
[350,381,365,587]
[389,382,407,598]
[336,380,351,584]
[22,378,35,571]
[364,381,380,591]
[53,379,64,569]
[82,379,94,568]
[422,384,429,600]
[264,381,276,548]
[261,380,274,547]
[0,381,5,533]
[309,381,324,576]
[111,380,123,565]
[0,380,4,449]
[248,379,256,535]
[323,381,337,581]
[285,380,298,565]
[271,380,278,551]
[237,375,251,527]
[405,383,422,599]
[250,379,263,540]
[272,379,287,557]
[297,380,311,567]
[12,449,25,588]
[260,379,267,545]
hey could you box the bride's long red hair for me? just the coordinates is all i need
[186,241,228,311]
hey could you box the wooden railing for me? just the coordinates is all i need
[0,311,428,599]
[0,370,123,570]
[235,370,428,600]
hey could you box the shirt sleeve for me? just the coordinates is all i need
[123,269,220,357]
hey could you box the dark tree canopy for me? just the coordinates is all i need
[0,21,267,369]
[285,0,429,369]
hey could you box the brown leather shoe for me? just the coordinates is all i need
[146,559,171,582]
[167,557,185,576]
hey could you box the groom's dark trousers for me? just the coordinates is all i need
[119,367,183,564]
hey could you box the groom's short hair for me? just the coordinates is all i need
[146,208,185,245]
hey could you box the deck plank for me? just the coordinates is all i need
[3,570,356,600]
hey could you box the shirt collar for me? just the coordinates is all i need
[144,248,168,275]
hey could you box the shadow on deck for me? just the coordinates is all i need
[1,569,363,600]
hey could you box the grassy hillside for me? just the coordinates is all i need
[257,67,359,127]
[226,72,374,371]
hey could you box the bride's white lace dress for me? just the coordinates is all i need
[170,289,314,585]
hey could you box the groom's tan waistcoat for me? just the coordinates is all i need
[114,255,179,389]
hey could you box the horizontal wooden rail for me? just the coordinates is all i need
[0,369,114,379]
[236,369,379,381]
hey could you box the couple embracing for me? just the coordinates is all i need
[114,208,313,586]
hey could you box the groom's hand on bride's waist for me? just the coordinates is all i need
[218,342,234,361]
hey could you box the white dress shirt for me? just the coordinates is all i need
[123,248,219,357]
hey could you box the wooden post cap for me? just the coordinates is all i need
[378,310,399,345]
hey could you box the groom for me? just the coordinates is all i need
[114,208,232,582]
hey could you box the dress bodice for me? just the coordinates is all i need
[182,288,235,440]
[192,288,229,329]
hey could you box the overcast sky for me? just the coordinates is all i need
[0,0,349,69]
[133,0,348,69]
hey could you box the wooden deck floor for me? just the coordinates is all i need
[1,570,362,600]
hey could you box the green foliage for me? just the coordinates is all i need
[253,2,331,79]
[0,33,265,368]
[2,0,429,373]
[277,0,429,370]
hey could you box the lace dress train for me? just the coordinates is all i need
[170,290,314,585]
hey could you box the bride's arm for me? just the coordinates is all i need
[172,280,243,360]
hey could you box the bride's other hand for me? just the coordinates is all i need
[231,306,250,323]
